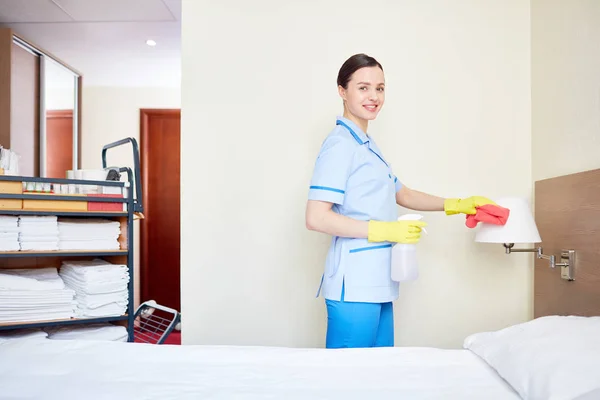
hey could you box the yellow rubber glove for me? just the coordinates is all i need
[444,196,497,215]
[368,220,427,244]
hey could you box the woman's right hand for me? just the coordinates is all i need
[367,220,427,244]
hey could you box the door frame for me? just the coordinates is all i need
[139,108,181,304]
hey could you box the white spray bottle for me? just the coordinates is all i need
[391,214,427,282]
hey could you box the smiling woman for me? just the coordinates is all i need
[305,53,497,349]
[336,54,386,131]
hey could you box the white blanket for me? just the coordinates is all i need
[0,341,520,400]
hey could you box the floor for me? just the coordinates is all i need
[133,330,181,345]
[163,331,181,345]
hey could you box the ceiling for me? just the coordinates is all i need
[0,0,181,87]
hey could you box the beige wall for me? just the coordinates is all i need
[80,86,180,307]
[531,0,600,182]
[181,0,532,348]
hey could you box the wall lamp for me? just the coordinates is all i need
[474,197,576,281]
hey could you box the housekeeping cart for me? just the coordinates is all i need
[0,137,144,342]
[132,300,180,344]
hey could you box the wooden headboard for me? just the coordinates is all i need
[534,168,600,317]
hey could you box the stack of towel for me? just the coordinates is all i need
[57,218,121,251]
[0,267,76,323]
[45,323,128,342]
[0,216,20,252]
[59,259,129,318]
[18,216,59,251]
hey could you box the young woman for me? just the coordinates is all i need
[305,53,495,349]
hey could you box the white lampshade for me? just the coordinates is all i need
[475,197,541,244]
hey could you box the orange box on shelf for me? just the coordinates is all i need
[87,194,125,212]
[0,199,22,209]
[23,193,88,211]
[0,181,22,194]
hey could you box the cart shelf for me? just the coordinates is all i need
[0,315,129,331]
[0,250,128,258]
[0,210,128,217]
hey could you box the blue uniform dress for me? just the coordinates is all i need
[308,116,402,348]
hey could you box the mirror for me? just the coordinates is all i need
[10,34,81,179]
[41,57,79,179]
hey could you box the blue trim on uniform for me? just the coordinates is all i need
[336,120,364,145]
[349,244,393,253]
[369,148,389,167]
[335,119,390,168]
[310,185,345,194]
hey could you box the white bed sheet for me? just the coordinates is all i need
[0,339,520,400]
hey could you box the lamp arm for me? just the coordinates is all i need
[502,243,564,268]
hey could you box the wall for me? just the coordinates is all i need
[80,86,181,307]
[181,0,532,348]
[531,0,600,181]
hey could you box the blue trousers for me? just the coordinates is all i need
[325,285,394,349]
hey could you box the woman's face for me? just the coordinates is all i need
[338,66,385,122]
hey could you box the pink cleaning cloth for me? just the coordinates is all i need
[465,204,510,228]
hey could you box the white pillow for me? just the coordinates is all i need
[464,315,600,400]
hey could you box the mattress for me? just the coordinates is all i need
[0,339,520,400]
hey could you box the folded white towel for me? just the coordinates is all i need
[19,215,57,221]
[0,227,20,234]
[58,240,120,251]
[60,269,128,282]
[0,267,65,290]
[60,276,128,294]
[20,242,59,251]
[0,311,75,323]
[0,328,48,343]
[60,261,128,276]
[74,292,129,308]
[62,281,128,295]
[58,218,119,227]
[45,323,127,342]
[75,302,126,317]
[19,234,61,243]
[0,302,77,310]
[59,233,120,241]
[18,221,58,226]
[0,216,19,231]
[0,243,20,252]
[18,227,59,236]
[0,288,75,300]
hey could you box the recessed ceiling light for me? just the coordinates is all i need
[146,39,157,47]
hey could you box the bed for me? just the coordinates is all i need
[0,314,599,399]
[1,170,600,400]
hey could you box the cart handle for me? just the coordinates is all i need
[101,137,144,214]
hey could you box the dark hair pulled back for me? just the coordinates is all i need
[337,53,383,89]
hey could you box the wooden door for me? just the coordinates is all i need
[46,110,73,178]
[140,109,181,312]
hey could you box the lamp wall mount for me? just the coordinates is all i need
[503,244,575,281]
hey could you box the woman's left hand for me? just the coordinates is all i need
[444,196,496,215]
